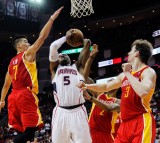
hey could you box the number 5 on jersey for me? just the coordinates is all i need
[64,76,70,85]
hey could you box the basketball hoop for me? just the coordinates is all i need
[70,0,94,18]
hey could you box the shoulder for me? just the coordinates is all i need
[72,63,78,70]
[142,66,156,77]
[147,66,156,73]
[9,53,22,63]
[141,66,157,87]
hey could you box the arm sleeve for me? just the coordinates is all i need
[49,36,66,62]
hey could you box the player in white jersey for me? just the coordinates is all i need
[49,32,92,143]
[52,63,85,106]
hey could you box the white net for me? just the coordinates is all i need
[70,0,94,18]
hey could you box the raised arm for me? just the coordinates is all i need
[83,44,99,97]
[49,36,66,80]
[83,44,98,78]
[76,39,91,71]
[25,7,64,62]
[78,73,123,93]
[83,91,120,112]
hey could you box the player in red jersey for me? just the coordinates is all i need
[84,89,121,143]
[0,7,63,143]
[83,45,121,143]
[78,39,157,143]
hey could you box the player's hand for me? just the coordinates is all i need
[51,6,64,20]
[77,81,87,91]
[83,39,91,47]
[90,44,98,57]
[0,101,5,113]
[122,63,132,73]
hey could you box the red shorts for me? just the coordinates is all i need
[90,128,114,143]
[114,113,156,143]
[8,89,44,132]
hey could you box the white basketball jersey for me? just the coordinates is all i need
[52,64,85,106]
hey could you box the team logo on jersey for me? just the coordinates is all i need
[58,68,77,75]
[13,59,18,65]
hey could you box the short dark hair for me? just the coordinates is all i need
[131,39,153,64]
[12,35,28,49]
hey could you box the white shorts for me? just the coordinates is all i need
[51,105,92,143]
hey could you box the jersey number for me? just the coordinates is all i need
[13,65,18,80]
[124,86,130,97]
[100,110,105,116]
[64,76,70,85]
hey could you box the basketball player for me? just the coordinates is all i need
[78,39,157,143]
[83,89,121,143]
[83,47,121,143]
[49,31,92,143]
[0,7,63,143]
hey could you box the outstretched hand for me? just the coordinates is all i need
[90,44,98,57]
[51,6,64,20]
[83,39,91,47]
[77,81,87,92]
[122,63,132,73]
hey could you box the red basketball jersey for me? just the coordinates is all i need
[8,52,38,94]
[121,66,154,121]
[112,115,121,138]
[89,93,119,134]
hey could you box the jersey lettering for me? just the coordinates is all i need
[58,68,77,75]
[100,110,105,115]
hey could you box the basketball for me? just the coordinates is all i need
[66,29,84,47]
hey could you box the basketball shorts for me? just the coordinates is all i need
[51,105,92,143]
[90,128,114,143]
[8,88,44,132]
[114,113,156,143]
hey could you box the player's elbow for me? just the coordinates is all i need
[3,82,10,89]
[39,33,47,42]
[138,89,150,98]
[139,93,146,98]
[50,44,58,51]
